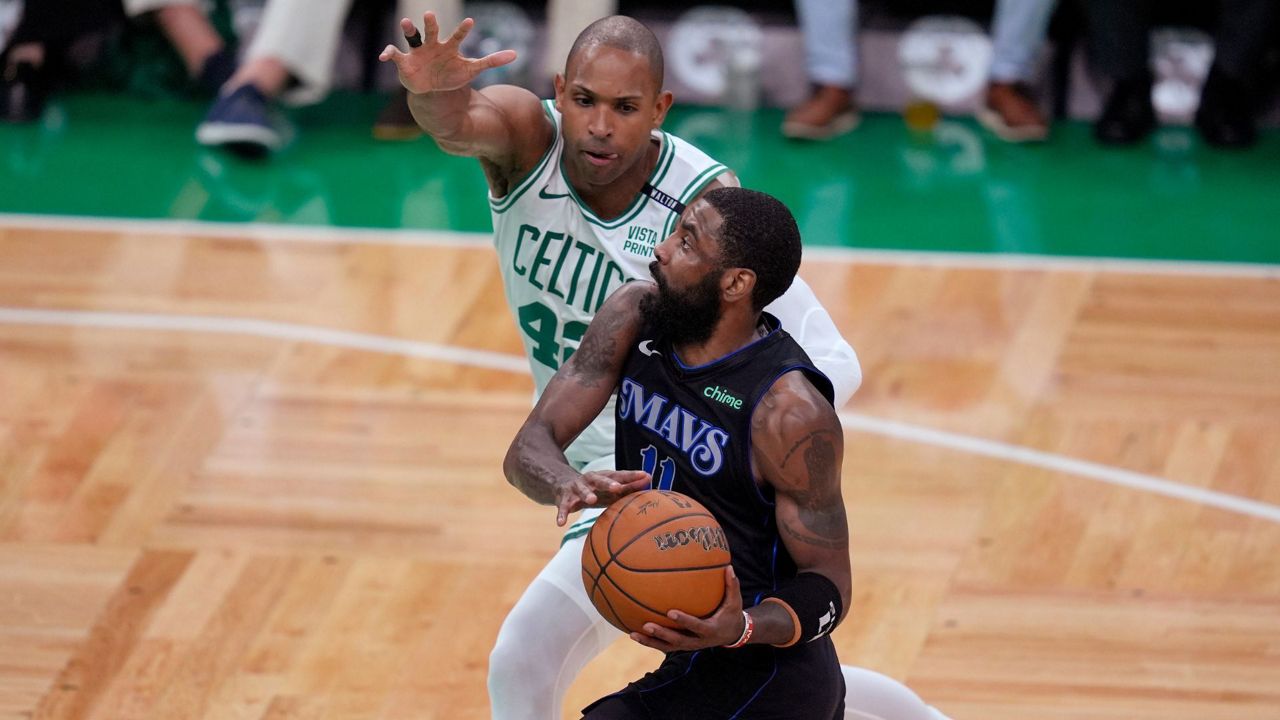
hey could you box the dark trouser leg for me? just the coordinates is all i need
[1213,0,1278,82]
[1195,0,1276,147]
[1087,0,1158,143]
[7,0,123,50]
[1085,0,1154,82]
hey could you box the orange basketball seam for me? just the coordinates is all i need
[597,571,723,623]
[590,579,627,630]
[583,491,731,633]
[610,562,731,573]
[585,512,610,602]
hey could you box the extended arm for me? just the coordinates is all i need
[503,282,655,525]
[379,13,553,188]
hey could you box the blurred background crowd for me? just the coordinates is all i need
[2,0,1277,159]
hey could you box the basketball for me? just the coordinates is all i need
[580,489,732,635]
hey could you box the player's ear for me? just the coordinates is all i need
[722,268,756,305]
[553,73,566,112]
[652,90,673,126]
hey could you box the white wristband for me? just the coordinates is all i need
[724,610,754,649]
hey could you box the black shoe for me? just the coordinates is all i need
[1195,66,1257,149]
[1094,77,1156,145]
[0,59,49,124]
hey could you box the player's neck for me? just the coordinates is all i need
[672,313,764,368]
[567,140,659,220]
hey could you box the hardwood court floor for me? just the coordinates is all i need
[1,221,1279,719]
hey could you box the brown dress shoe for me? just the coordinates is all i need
[977,82,1049,143]
[373,88,423,141]
[782,85,860,140]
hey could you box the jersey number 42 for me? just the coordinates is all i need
[518,301,588,370]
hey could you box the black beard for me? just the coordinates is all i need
[641,262,723,347]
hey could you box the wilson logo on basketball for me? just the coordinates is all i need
[652,526,729,553]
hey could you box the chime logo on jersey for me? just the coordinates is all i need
[618,377,729,476]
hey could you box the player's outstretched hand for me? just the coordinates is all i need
[554,470,651,526]
[631,566,746,652]
[378,12,517,95]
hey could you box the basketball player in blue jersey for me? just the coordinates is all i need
[381,14,952,720]
[506,187,849,718]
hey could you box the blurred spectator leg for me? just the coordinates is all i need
[196,0,352,158]
[134,0,237,95]
[2,0,123,123]
[1,41,46,122]
[782,0,859,141]
[1087,0,1156,145]
[979,0,1055,143]
[373,0,463,141]
[1194,0,1277,148]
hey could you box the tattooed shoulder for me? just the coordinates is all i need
[753,372,843,492]
[562,283,648,387]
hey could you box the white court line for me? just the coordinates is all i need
[803,246,1280,278]
[839,413,1280,524]
[2,305,1278,524]
[3,212,1278,278]
[0,213,493,248]
[0,307,528,374]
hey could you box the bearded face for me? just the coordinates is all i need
[640,260,725,347]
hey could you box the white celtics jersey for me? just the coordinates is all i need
[490,100,729,467]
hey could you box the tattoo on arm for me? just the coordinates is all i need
[778,428,848,551]
[507,420,563,506]
[563,303,626,388]
[781,430,830,469]
[779,516,847,550]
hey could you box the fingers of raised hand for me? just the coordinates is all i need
[378,44,401,63]
[474,49,518,71]
[421,12,439,44]
[399,18,422,48]
[446,17,475,48]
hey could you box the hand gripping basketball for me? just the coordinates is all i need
[630,565,746,652]
[378,12,517,95]
[581,490,734,637]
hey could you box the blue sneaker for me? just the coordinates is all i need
[196,84,287,158]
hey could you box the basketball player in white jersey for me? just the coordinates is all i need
[379,14,952,720]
